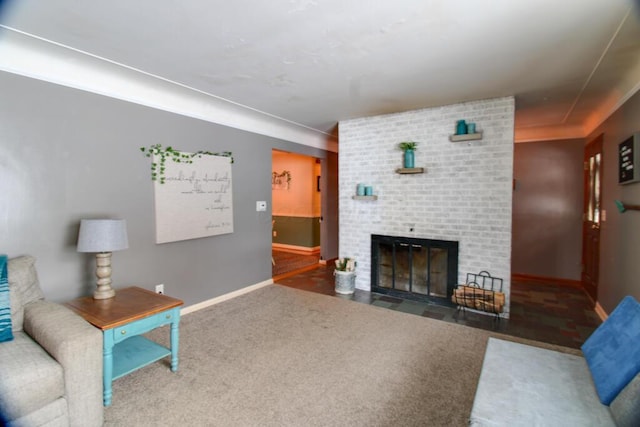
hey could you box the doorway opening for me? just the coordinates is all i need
[272,150,322,278]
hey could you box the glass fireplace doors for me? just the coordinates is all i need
[371,234,458,304]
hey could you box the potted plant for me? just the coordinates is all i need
[334,257,357,295]
[398,141,417,168]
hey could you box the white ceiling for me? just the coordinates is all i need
[1,0,640,145]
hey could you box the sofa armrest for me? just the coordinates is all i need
[610,373,640,427]
[23,300,103,427]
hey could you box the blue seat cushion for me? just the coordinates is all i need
[581,296,640,405]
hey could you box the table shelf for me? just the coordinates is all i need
[449,132,483,142]
[395,167,425,174]
[112,335,171,380]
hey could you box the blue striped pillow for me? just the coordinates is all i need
[0,254,13,342]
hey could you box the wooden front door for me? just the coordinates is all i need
[582,135,603,303]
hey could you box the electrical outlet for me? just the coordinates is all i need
[155,284,164,295]
[273,230,277,237]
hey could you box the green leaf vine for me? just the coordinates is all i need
[140,144,233,184]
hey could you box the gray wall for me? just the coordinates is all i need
[512,139,585,281]
[586,89,640,313]
[0,71,336,306]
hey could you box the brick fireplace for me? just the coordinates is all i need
[338,97,515,317]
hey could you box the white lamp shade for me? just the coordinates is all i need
[77,219,129,253]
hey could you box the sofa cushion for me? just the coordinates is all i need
[10,398,68,427]
[581,295,640,405]
[7,255,45,332]
[0,331,65,422]
[0,255,13,342]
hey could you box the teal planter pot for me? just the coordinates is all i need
[403,149,415,168]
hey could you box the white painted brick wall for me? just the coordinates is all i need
[338,97,515,316]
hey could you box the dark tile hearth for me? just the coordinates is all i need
[275,265,602,349]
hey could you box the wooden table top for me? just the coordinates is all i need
[65,286,183,330]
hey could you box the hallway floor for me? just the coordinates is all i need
[275,265,602,349]
[272,249,320,277]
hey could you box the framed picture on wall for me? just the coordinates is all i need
[153,152,234,243]
[619,133,640,185]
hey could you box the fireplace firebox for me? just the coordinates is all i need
[371,234,458,304]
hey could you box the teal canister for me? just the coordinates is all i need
[456,120,467,135]
[467,123,476,134]
[357,184,365,196]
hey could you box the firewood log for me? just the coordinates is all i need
[474,299,504,313]
[452,285,506,313]
[453,286,505,305]
[451,293,477,308]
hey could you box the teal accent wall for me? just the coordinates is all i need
[272,216,320,248]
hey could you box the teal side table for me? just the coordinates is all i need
[66,287,183,406]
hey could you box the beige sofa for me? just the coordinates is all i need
[0,256,103,427]
[470,338,639,426]
[471,294,640,427]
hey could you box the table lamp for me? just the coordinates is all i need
[77,219,129,299]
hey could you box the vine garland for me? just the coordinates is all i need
[140,144,233,184]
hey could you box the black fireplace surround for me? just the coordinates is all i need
[371,234,459,304]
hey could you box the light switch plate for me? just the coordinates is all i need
[256,201,267,212]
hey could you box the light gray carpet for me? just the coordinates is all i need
[104,285,578,426]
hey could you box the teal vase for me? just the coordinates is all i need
[403,149,415,168]
[456,120,467,135]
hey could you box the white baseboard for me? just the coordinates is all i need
[181,279,274,316]
[594,301,609,321]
